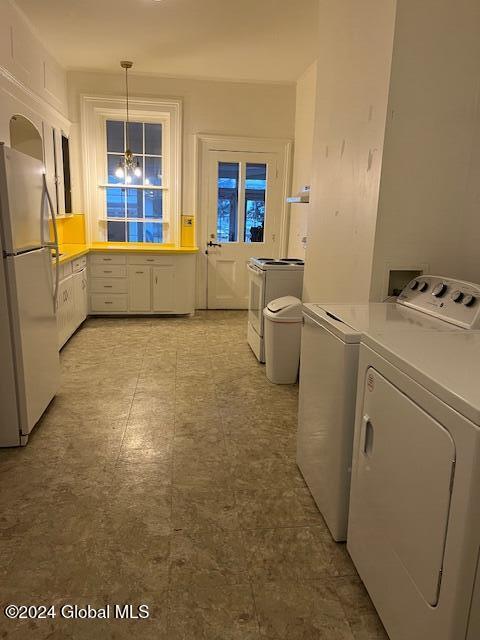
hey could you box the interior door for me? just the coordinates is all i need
[206,151,282,309]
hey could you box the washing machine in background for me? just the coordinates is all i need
[347,329,480,640]
[297,276,480,542]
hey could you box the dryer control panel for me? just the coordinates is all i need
[397,276,480,329]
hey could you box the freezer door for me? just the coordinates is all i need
[6,248,59,437]
[0,145,46,254]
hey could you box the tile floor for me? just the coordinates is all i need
[0,311,388,639]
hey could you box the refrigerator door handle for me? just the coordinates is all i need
[42,173,60,310]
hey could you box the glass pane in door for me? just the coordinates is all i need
[217,162,239,242]
[244,163,266,243]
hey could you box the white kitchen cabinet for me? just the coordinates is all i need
[55,258,88,349]
[89,252,195,315]
[73,268,88,327]
[152,266,175,312]
[56,275,75,348]
[128,266,151,312]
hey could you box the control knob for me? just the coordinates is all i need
[463,294,476,307]
[417,281,428,292]
[409,280,419,290]
[432,282,447,297]
[451,290,464,303]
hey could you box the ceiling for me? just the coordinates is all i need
[14,0,318,83]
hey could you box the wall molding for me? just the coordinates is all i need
[0,63,70,129]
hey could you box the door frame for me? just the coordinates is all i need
[194,133,292,309]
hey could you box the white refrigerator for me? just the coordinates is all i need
[0,144,60,447]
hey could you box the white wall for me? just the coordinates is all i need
[303,0,396,302]
[287,62,317,258]
[0,0,68,148]
[369,0,480,299]
[67,71,296,220]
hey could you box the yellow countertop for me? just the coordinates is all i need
[54,242,199,264]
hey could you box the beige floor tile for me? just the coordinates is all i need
[243,526,338,582]
[172,486,239,533]
[235,487,325,530]
[230,456,306,492]
[168,584,259,640]
[169,529,249,587]
[252,579,355,640]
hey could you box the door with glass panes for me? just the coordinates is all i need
[206,151,281,309]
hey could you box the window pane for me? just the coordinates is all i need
[107,221,125,242]
[145,123,162,155]
[107,154,124,184]
[126,122,143,153]
[126,188,143,218]
[106,120,124,153]
[124,156,143,186]
[244,163,266,243]
[106,187,125,218]
[127,221,143,242]
[145,156,162,186]
[145,222,163,243]
[145,190,163,219]
[217,162,239,243]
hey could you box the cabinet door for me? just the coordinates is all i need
[81,269,88,320]
[57,276,74,347]
[128,266,151,312]
[72,271,87,328]
[152,266,175,312]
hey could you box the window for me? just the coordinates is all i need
[216,161,267,243]
[82,96,181,245]
[105,120,164,243]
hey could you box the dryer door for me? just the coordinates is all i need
[356,367,455,606]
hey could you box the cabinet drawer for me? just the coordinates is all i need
[127,254,174,266]
[90,254,127,265]
[90,265,127,278]
[72,256,87,273]
[90,278,128,294]
[90,294,128,312]
[59,261,72,280]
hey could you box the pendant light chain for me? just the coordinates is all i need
[116,60,141,181]
[125,64,130,152]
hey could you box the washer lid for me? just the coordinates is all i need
[363,330,480,425]
[303,302,464,344]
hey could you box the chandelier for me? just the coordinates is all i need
[115,60,142,182]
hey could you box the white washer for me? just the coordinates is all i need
[297,276,480,541]
[348,329,480,640]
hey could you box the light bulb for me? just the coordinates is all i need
[125,174,132,184]
[115,164,124,179]
[134,161,142,178]
[145,178,150,185]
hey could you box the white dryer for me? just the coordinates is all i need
[297,276,480,542]
[347,329,480,640]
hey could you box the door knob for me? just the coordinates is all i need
[207,240,222,248]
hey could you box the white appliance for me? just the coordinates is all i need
[297,276,480,541]
[0,144,60,447]
[247,257,304,362]
[348,329,480,640]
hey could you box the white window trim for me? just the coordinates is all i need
[81,94,182,245]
